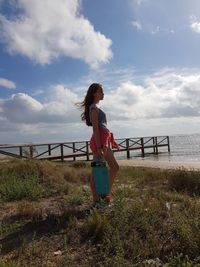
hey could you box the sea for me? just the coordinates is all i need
[119,133,200,163]
[0,133,200,163]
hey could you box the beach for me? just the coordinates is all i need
[1,154,199,170]
[118,158,200,170]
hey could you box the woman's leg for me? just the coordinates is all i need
[103,147,119,194]
[90,176,100,202]
[90,153,100,202]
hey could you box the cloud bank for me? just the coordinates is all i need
[0,85,79,124]
[1,68,200,142]
[101,69,200,121]
[0,0,112,68]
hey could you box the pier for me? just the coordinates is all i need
[0,136,170,161]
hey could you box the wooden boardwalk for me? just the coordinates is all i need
[0,136,170,161]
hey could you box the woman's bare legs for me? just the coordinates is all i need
[90,153,100,202]
[103,147,119,194]
[90,175,99,202]
[90,149,119,202]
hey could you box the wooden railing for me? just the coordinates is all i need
[0,136,170,161]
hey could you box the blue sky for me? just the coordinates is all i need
[1,0,200,144]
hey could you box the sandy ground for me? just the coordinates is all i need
[0,155,13,163]
[118,158,200,170]
[0,154,199,170]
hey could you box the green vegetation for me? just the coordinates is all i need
[0,173,45,201]
[168,168,200,195]
[0,159,200,266]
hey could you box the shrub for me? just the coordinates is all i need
[96,227,125,267]
[63,168,90,184]
[168,168,200,195]
[83,209,110,242]
[69,161,88,168]
[166,253,200,266]
[0,261,20,267]
[0,173,45,201]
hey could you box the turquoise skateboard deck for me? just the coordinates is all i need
[91,160,109,197]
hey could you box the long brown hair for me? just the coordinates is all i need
[77,83,101,126]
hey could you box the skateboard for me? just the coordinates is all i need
[91,158,109,197]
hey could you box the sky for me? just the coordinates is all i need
[1,0,200,144]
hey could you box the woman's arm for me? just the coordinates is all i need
[91,108,102,155]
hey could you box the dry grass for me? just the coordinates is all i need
[0,159,200,266]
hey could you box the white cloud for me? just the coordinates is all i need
[101,69,200,121]
[0,77,16,89]
[189,15,200,33]
[1,69,200,125]
[0,0,112,68]
[0,85,79,124]
[1,69,200,143]
[150,26,175,35]
[131,20,142,30]
[130,0,189,36]
[151,26,160,35]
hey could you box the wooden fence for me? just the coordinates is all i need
[0,136,170,161]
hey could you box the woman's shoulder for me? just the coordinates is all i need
[89,103,98,111]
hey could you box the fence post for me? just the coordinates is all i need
[29,146,33,158]
[86,141,89,161]
[73,142,76,161]
[141,138,145,157]
[48,144,51,156]
[155,137,158,154]
[167,136,170,152]
[126,139,130,159]
[19,146,23,157]
[60,144,64,161]
[153,137,156,154]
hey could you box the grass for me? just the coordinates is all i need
[168,168,200,195]
[0,159,200,266]
[0,173,45,201]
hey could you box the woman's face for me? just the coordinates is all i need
[94,86,104,102]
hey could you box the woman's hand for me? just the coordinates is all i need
[97,147,103,159]
[103,146,108,158]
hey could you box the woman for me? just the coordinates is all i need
[78,83,119,206]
